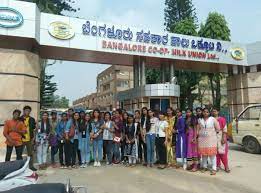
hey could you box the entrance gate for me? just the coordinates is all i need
[0,0,261,126]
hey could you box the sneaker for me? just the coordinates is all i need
[80,165,84,168]
[106,161,110,165]
[94,161,98,167]
[83,164,86,168]
[97,162,101,167]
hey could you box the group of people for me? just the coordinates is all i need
[3,105,230,175]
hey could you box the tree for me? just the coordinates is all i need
[199,12,231,109]
[164,0,197,31]
[40,60,58,108]
[51,95,69,108]
[146,68,161,84]
[21,0,78,14]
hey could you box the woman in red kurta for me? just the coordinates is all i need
[212,107,230,173]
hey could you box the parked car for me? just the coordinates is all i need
[232,104,261,154]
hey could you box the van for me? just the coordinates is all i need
[232,104,261,154]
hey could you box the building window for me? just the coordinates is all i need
[103,84,110,91]
[245,66,250,73]
[257,64,261,72]
[117,80,129,88]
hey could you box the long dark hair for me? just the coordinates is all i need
[141,107,148,118]
[185,108,197,127]
[72,112,80,127]
[40,111,51,134]
[92,108,101,120]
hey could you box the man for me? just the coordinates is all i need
[3,109,27,161]
[21,105,37,171]
[50,111,59,167]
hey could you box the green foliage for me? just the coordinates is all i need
[199,12,231,109]
[198,12,230,41]
[173,18,197,36]
[146,68,161,84]
[164,0,197,31]
[40,60,58,108]
[51,95,69,108]
[21,0,78,15]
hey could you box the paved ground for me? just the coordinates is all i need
[1,144,260,193]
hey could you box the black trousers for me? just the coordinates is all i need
[156,137,167,165]
[121,140,126,161]
[64,140,72,167]
[58,140,65,165]
[5,145,23,161]
[72,139,81,165]
[138,138,147,163]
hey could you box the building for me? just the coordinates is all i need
[73,65,133,111]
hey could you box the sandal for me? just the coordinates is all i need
[210,170,216,175]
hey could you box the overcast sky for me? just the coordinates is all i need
[46,0,261,103]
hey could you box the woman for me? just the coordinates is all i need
[125,115,138,167]
[121,112,128,163]
[70,112,80,168]
[103,112,114,165]
[185,108,198,171]
[112,109,123,164]
[56,112,67,168]
[36,111,50,170]
[175,108,187,170]
[212,107,230,173]
[91,109,104,167]
[165,107,176,167]
[79,113,92,168]
[198,108,220,175]
[140,107,149,165]
[196,107,203,119]
[146,109,158,167]
[156,112,168,169]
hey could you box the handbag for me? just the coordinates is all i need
[68,125,75,138]
[113,136,121,143]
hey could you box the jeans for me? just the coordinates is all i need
[202,155,217,171]
[5,145,23,161]
[51,146,58,164]
[113,142,121,163]
[104,140,113,164]
[37,143,48,164]
[93,139,103,162]
[58,140,65,165]
[146,134,156,164]
[79,135,91,164]
[121,140,126,161]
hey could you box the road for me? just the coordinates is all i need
[32,144,261,193]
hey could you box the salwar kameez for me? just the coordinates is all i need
[186,117,198,162]
[165,116,176,165]
[198,117,220,171]
[176,116,187,166]
[216,116,229,171]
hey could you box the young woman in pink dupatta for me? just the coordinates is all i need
[212,107,230,173]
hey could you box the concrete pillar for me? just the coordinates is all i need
[133,59,139,88]
[169,62,175,81]
[227,70,261,118]
[0,49,40,127]
[161,63,165,83]
[141,57,146,85]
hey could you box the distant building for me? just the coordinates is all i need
[73,65,133,111]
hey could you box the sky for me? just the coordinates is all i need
[46,0,261,103]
